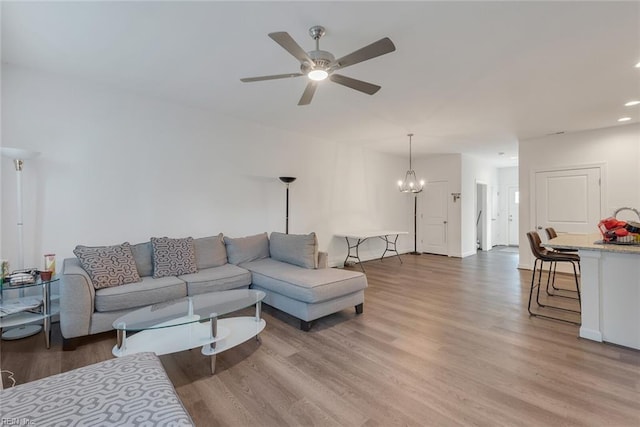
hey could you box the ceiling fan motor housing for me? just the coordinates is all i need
[301,50,335,74]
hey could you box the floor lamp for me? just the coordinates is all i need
[1,147,42,340]
[398,133,424,255]
[279,177,296,234]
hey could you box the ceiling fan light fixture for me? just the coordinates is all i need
[308,69,328,81]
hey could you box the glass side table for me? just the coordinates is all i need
[0,276,59,348]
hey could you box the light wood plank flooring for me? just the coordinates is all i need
[1,249,639,426]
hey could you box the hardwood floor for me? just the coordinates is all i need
[2,249,639,426]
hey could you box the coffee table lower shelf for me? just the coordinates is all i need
[112,316,266,374]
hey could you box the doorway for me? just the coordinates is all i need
[507,186,519,246]
[476,182,489,251]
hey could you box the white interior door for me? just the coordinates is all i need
[535,167,601,237]
[421,180,448,255]
[508,186,519,246]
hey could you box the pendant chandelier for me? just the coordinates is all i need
[398,133,424,193]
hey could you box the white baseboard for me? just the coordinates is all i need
[580,327,603,342]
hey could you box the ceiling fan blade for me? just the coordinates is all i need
[332,37,396,70]
[329,74,381,95]
[240,73,304,82]
[298,81,317,105]
[269,32,314,65]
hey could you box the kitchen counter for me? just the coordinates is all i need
[546,233,640,350]
[545,232,640,254]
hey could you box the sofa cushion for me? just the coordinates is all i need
[179,264,252,296]
[242,258,367,304]
[224,232,269,265]
[95,275,187,312]
[73,242,141,289]
[193,234,227,269]
[270,232,318,269]
[151,237,198,278]
[130,241,153,277]
[0,352,195,426]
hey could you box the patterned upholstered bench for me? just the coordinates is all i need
[0,352,194,426]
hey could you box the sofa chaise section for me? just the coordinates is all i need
[224,232,368,331]
[245,257,367,331]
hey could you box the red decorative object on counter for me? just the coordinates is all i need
[598,217,640,243]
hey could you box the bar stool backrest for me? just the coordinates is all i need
[527,231,552,261]
[545,227,579,254]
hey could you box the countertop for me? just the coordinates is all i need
[545,233,640,254]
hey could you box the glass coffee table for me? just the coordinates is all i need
[112,289,265,374]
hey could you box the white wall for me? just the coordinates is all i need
[412,153,499,258]
[414,154,463,256]
[519,123,640,269]
[1,65,413,269]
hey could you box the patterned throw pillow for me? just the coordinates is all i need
[73,243,142,289]
[151,237,198,278]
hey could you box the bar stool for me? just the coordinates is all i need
[544,227,581,299]
[545,227,577,252]
[526,231,581,324]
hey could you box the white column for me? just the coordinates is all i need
[578,249,603,342]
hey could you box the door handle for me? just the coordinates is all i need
[537,226,542,230]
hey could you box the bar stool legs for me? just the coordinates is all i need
[526,231,581,325]
[544,227,581,299]
[546,261,581,300]
[528,258,581,325]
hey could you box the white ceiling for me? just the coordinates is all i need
[2,1,639,167]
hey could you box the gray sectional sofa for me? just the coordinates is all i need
[60,232,367,349]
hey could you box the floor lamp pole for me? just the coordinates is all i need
[1,148,42,340]
[285,184,290,234]
[411,194,421,255]
[14,159,25,270]
[279,177,296,234]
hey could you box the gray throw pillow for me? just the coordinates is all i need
[223,233,269,265]
[193,233,227,269]
[151,237,198,278]
[73,242,142,289]
[130,241,153,277]
[269,232,318,269]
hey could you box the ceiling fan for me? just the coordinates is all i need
[240,26,396,106]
